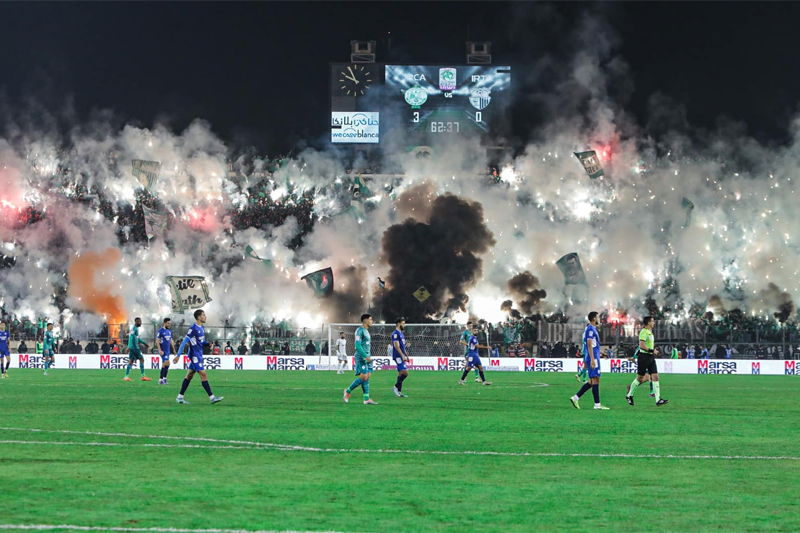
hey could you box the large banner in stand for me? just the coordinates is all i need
[10,355,800,375]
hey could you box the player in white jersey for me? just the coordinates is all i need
[336,332,348,374]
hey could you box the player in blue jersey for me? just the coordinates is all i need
[391,317,410,398]
[570,312,610,410]
[43,323,56,375]
[156,317,176,385]
[174,309,222,404]
[0,322,10,378]
[459,321,481,381]
[344,313,378,405]
[458,324,492,385]
[124,317,151,381]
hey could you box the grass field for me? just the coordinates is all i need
[0,368,798,533]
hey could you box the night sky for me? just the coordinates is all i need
[1,2,798,153]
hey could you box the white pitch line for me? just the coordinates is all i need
[0,429,798,461]
[0,524,343,533]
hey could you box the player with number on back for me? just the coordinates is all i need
[343,313,377,405]
[391,317,410,398]
[174,309,223,405]
[458,324,492,386]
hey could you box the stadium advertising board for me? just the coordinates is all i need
[331,112,380,143]
[8,356,799,375]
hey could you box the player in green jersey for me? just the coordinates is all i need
[343,313,378,405]
[124,317,151,381]
[42,323,56,375]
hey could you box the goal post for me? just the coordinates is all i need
[328,323,478,369]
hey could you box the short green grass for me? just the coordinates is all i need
[0,369,798,532]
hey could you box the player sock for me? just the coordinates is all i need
[479,369,486,382]
[139,361,145,376]
[125,363,131,377]
[650,381,654,394]
[576,382,591,398]
[160,367,166,379]
[362,379,370,401]
[653,381,661,402]
[474,368,479,377]
[591,384,600,404]
[179,378,191,395]
[460,368,471,381]
[201,380,213,397]
[346,377,363,393]
[395,375,403,391]
[628,378,641,397]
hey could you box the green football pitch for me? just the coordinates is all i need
[0,369,798,533]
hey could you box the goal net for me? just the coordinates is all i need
[327,323,477,368]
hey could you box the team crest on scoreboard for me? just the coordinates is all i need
[469,88,491,110]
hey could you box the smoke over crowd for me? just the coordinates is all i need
[1,10,800,338]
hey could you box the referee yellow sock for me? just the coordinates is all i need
[653,381,661,402]
[628,378,640,397]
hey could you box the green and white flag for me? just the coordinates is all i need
[301,267,334,297]
[573,151,604,179]
[165,275,212,313]
[132,160,161,191]
[244,244,274,269]
[353,175,373,201]
[142,205,168,240]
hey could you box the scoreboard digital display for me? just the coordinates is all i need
[384,65,511,138]
[330,63,511,145]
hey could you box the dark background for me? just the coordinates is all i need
[1,2,797,152]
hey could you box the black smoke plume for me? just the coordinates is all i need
[507,271,547,315]
[379,194,495,321]
[759,283,795,324]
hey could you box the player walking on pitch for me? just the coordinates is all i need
[174,309,223,404]
[42,323,56,375]
[124,317,151,381]
[343,313,377,405]
[626,316,669,407]
[570,312,610,410]
[458,324,492,386]
[460,321,481,382]
[0,322,10,378]
[391,317,410,397]
[157,318,176,385]
[336,332,348,374]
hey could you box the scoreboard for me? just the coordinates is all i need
[330,63,512,145]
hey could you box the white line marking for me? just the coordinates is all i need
[0,428,797,460]
[0,524,342,533]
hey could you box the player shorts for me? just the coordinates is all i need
[160,353,171,362]
[637,353,658,376]
[337,354,348,362]
[43,349,54,358]
[188,355,205,372]
[466,354,482,368]
[128,349,144,361]
[585,358,601,379]
[394,355,407,372]
[0,348,9,358]
[354,360,373,375]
